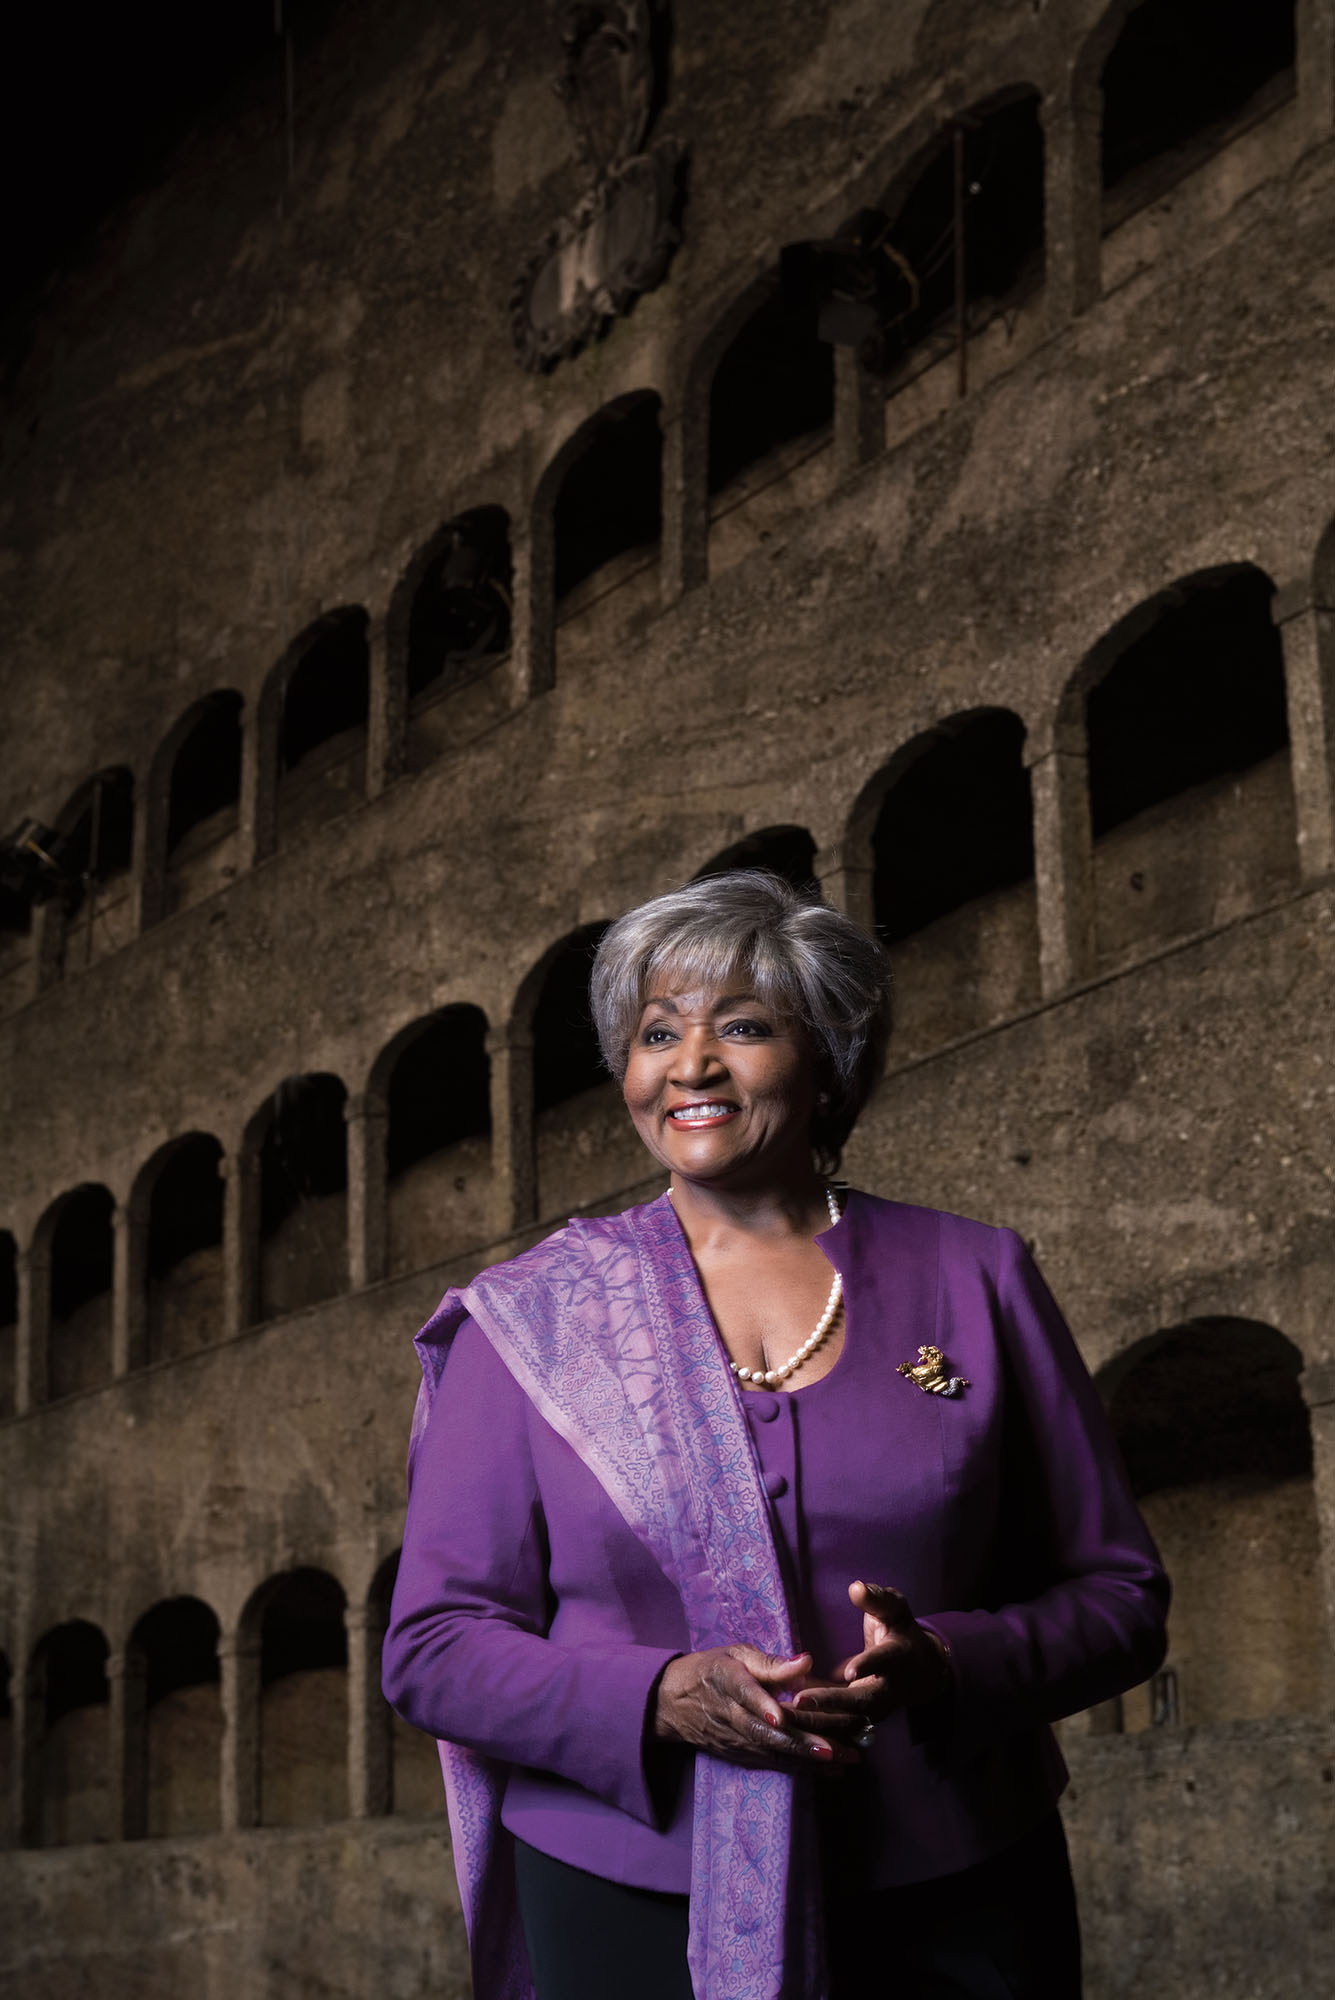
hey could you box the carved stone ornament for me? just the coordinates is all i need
[511,1,685,372]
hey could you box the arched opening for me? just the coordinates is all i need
[552,396,662,676]
[130,1597,221,1837]
[1103,1319,1328,1726]
[275,608,369,845]
[694,826,818,891]
[1101,0,1296,218]
[403,508,514,771]
[1083,565,1293,968]
[0,1653,11,1850]
[27,1621,110,1847]
[382,1006,491,1278]
[369,1552,442,1815]
[530,923,645,1217]
[257,1568,347,1826]
[867,710,1038,1056]
[706,276,834,574]
[52,768,136,975]
[46,1186,115,1401]
[145,1135,225,1363]
[255,1076,348,1322]
[841,91,1045,433]
[164,691,243,917]
[0,1231,16,1420]
[0,834,37,1014]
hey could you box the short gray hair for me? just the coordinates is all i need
[590,870,892,1168]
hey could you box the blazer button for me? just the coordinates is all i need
[766,1473,789,1499]
[750,1395,780,1422]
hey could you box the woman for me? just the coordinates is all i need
[383,871,1168,2000]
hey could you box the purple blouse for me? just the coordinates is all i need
[383,1193,1168,1896]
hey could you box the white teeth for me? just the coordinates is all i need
[670,1104,732,1122]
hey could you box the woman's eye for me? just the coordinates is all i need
[723,1018,769,1037]
[641,1025,674,1045]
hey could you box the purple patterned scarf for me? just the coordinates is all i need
[409,1192,825,2000]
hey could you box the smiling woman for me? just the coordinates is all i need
[384,872,1168,2000]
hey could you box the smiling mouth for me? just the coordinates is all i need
[666,1101,739,1125]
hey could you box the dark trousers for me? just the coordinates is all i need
[513,1812,1082,1998]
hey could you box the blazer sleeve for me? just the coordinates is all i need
[381,1315,679,1828]
[920,1227,1170,1751]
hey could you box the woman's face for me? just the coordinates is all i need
[622,976,821,1190]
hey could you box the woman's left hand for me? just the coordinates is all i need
[788,1581,950,1735]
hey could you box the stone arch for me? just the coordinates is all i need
[0,1230,15,1421]
[1094,0,1297,214]
[130,1133,225,1364]
[1099,1318,1328,1726]
[514,921,647,1220]
[531,392,664,687]
[36,1184,115,1402]
[854,86,1046,393]
[242,1567,348,1828]
[369,1004,493,1277]
[127,1595,221,1838]
[693,825,818,890]
[367,1552,441,1817]
[257,607,370,854]
[1065,563,1294,969]
[38,766,137,983]
[245,1074,349,1324]
[0,1648,11,1850]
[388,506,515,774]
[854,709,1038,1058]
[141,689,244,926]
[24,1619,111,1847]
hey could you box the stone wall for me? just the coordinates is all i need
[1,0,1333,1992]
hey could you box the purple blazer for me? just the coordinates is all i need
[384,1192,1168,1982]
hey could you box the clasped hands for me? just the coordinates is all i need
[653,1581,949,1768]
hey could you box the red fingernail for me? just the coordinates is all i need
[767,1711,782,1727]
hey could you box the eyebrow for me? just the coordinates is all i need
[640,991,763,1015]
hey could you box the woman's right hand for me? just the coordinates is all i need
[652,1646,858,1765]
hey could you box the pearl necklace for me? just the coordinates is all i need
[730,1185,843,1390]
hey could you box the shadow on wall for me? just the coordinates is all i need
[553,395,663,681]
[274,609,370,847]
[144,1134,225,1364]
[383,1006,493,1278]
[163,691,243,919]
[1099,1318,1329,1730]
[26,1621,111,1848]
[255,1076,348,1322]
[868,710,1038,1060]
[45,1185,115,1401]
[256,1569,347,1828]
[1083,565,1294,970]
[1099,0,1296,227]
[131,1597,221,1839]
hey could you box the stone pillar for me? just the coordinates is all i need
[106,1648,148,1840]
[1041,75,1103,328]
[239,682,277,869]
[218,1630,262,1832]
[1298,0,1335,145]
[17,1652,41,1848]
[833,348,882,480]
[135,759,169,934]
[487,1028,536,1238]
[15,1244,43,1416]
[221,1149,261,1340]
[812,842,877,934]
[660,400,709,604]
[345,1603,392,1819]
[345,1093,389,1291]
[365,613,405,802]
[1300,1358,1335,1667]
[1273,583,1335,882]
[31,898,65,995]
[1027,737,1097,997]
[112,1203,148,1377]
[509,521,554,704]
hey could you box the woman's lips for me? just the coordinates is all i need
[666,1101,739,1125]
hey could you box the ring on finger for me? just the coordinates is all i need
[853,1722,876,1750]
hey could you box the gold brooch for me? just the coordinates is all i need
[897,1345,970,1397]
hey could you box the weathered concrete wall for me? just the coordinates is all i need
[1,0,1333,1991]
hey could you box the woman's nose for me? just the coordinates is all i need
[672,1029,724,1082]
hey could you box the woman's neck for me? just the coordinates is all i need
[667,1169,833,1250]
